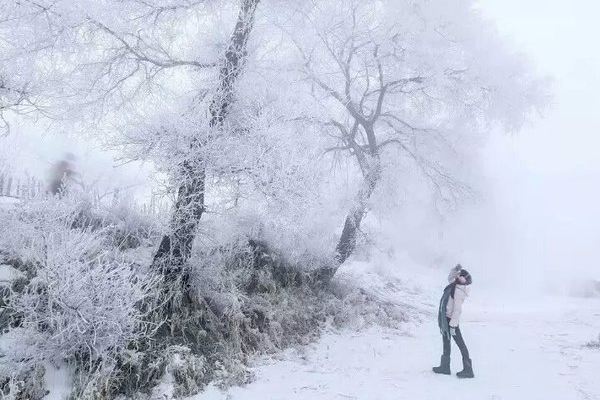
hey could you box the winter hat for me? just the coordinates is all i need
[459,268,473,285]
[447,264,462,283]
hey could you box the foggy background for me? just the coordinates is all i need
[379,0,600,296]
[2,0,598,295]
[475,0,600,293]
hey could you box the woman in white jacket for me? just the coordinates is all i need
[433,265,474,378]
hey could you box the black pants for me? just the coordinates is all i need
[442,318,470,360]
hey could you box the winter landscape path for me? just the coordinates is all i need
[194,287,600,400]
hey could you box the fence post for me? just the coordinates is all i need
[6,176,12,197]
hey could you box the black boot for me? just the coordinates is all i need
[432,355,451,375]
[456,358,474,378]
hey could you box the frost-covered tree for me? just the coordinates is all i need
[150,0,261,281]
[281,0,544,277]
[1,0,264,278]
[2,0,544,282]
[0,3,48,133]
[1,0,219,114]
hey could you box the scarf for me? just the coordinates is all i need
[438,282,456,338]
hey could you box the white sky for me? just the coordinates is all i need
[479,0,600,175]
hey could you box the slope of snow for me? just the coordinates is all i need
[192,285,600,400]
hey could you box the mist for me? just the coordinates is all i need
[361,0,600,297]
[1,1,599,398]
[477,0,600,294]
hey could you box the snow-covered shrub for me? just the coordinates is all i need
[178,219,413,387]
[146,346,208,399]
[183,242,323,385]
[568,279,600,298]
[0,194,160,260]
[0,192,415,398]
[102,202,162,251]
[8,231,147,364]
[586,334,600,349]
[0,363,47,400]
[0,195,156,399]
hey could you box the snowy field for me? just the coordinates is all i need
[194,280,600,400]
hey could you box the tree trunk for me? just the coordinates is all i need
[152,0,261,280]
[334,159,381,266]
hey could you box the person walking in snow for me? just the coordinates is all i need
[47,152,78,196]
[433,264,474,378]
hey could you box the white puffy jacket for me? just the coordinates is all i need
[446,284,469,328]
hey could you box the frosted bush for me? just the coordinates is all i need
[184,225,413,389]
[0,361,46,400]
[102,202,162,250]
[8,231,147,364]
[0,195,413,397]
[586,334,600,349]
[0,195,155,399]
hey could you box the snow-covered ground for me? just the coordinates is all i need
[8,254,594,400]
[193,282,600,400]
[0,196,19,206]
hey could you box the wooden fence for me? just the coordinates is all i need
[0,172,45,199]
[0,171,171,217]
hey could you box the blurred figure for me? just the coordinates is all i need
[48,152,78,196]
